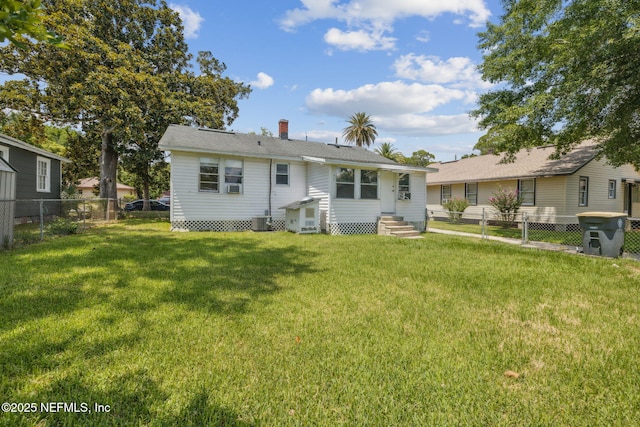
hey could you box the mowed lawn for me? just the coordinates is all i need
[1,221,639,426]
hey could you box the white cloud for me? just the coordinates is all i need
[306,81,466,117]
[374,113,479,136]
[393,54,492,89]
[324,27,396,51]
[415,30,430,43]
[280,0,491,31]
[170,4,204,39]
[249,72,274,89]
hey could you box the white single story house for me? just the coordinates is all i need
[427,141,640,218]
[158,121,436,234]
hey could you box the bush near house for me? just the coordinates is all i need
[442,197,469,223]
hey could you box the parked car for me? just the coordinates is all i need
[158,196,170,205]
[124,200,170,211]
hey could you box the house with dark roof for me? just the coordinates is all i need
[158,121,436,234]
[0,132,70,219]
[427,141,640,218]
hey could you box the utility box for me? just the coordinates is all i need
[251,216,271,232]
[577,212,626,257]
[280,197,320,234]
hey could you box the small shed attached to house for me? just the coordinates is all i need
[281,197,321,234]
[0,157,17,247]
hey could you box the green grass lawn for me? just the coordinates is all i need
[1,221,640,425]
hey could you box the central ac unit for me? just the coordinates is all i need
[227,184,241,194]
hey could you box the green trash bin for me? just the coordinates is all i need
[576,212,626,257]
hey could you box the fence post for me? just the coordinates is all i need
[522,212,529,243]
[39,199,44,240]
[481,208,486,239]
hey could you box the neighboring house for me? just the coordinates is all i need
[427,141,640,218]
[158,121,436,234]
[77,177,136,199]
[0,133,70,219]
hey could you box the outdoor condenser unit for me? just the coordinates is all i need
[251,216,271,231]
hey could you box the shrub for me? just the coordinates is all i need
[488,185,523,227]
[46,218,79,236]
[442,197,469,223]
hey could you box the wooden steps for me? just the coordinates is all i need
[377,215,423,239]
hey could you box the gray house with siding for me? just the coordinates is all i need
[0,133,70,219]
[427,141,640,218]
[158,121,436,234]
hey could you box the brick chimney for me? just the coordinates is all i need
[279,119,289,140]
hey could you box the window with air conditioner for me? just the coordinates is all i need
[225,159,243,194]
[398,174,410,200]
[441,184,451,204]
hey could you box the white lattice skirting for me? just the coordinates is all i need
[327,222,377,235]
[172,219,286,232]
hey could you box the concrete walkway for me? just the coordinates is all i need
[427,227,579,254]
[427,227,640,260]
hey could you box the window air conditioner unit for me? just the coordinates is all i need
[227,184,241,194]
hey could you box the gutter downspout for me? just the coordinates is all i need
[268,159,273,218]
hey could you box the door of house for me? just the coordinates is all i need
[379,171,396,214]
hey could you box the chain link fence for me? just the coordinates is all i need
[1,198,169,249]
[428,208,640,256]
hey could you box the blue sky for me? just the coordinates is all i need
[170,0,505,161]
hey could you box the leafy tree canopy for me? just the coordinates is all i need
[0,0,251,199]
[472,0,640,167]
[0,0,65,47]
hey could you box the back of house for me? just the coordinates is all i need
[158,121,436,234]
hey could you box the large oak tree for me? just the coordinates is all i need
[472,0,640,167]
[0,0,250,199]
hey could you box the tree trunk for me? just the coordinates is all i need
[142,175,151,211]
[99,131,118,200]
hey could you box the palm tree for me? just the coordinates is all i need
[342,112,378,147]
[375,142,400,161]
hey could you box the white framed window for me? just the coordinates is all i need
[199,157,219,192]
[224,159,243,194]
[0,145,8,162]
[360,170,378,199]
[398,174,411,200]
[441,185,451,204]
[276,163,289,185]
[465,182,478,205]
[36,156,51,193]
[608,179,616,199]
[336,168,355,199]
[579,176,589,206]
[518,179,536,206]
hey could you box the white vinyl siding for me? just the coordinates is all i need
[173,152,307,222]
[36,156,50,193]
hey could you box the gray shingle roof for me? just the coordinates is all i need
[158,124,400,166]
[428,142,599,185]
[0,133,71,163]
